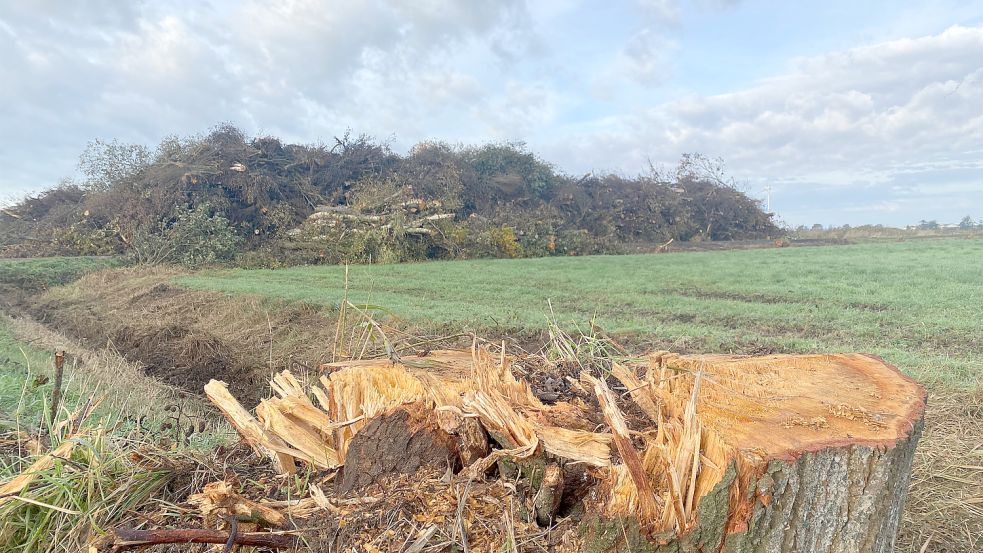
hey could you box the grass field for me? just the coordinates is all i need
[180,238,983,389]
[0,318,62,428]
[0,256,117,294]
[0,239,979,551]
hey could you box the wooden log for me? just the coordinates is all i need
[112,527,294,549]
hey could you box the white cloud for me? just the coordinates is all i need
[548,25,983,224]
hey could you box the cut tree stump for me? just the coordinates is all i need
[207,348,925,553]
[582,352,926,553]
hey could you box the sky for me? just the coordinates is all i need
[2,0,982,227]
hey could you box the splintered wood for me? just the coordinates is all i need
[205,347,926,550]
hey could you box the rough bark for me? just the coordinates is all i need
[581,418,923,552]
[726,419,923,553]
[338,403,458,494]
[581,352,926,552]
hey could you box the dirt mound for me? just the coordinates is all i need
[116,324,246,393]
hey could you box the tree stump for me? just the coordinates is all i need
[582,352,926,553]
[208,348,925,553]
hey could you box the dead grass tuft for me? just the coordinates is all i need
[896,385,983,553]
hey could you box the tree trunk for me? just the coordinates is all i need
[207,349,926,553]
[581,352,926,553]
[581,418,923,552]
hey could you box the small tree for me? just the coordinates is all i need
[958,215,976,229]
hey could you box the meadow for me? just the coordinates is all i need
[0,255,116,294]
[0,238,980,550]
[180,237,983,389]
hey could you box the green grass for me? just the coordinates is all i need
[0,318,119,435]
[0,317,227,448]
[0,320,178,553]
[178,238,983,389]
[0,319,60,430]
[0,256,118,293]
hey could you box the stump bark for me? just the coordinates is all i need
[207,348,925,553]
[338,403,458,494]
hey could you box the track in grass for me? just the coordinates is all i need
[179,238,983,389]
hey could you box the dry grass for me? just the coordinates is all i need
[3,314,224,444]
[896,385,983,553]
[32,266,339,404]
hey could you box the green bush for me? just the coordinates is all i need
[487,226,523,258]
[130,204,242,268]
[54,219,126,256]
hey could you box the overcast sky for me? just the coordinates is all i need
[2,1,982,226]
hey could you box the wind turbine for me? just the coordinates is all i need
[763,186,772,212]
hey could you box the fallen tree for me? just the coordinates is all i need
[204,346,925,552]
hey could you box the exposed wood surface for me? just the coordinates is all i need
[188,480,286,528]
[659,352,926,458]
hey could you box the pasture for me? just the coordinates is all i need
[181,238,983,389]
[1,238,979,551]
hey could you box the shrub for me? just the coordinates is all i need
[487,226,522,258]
[129,204,242,267]
[54,218,126,256]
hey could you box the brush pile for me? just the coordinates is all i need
[283,194,460,263]
[0,126,781,262]
[185,345,925,551]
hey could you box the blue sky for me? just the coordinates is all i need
[2,0,982,226]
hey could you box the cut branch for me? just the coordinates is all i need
[112,528,295,550]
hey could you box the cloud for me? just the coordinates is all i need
[0,0,539,198]
[636,0,680,24]
[551,25,983,224]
